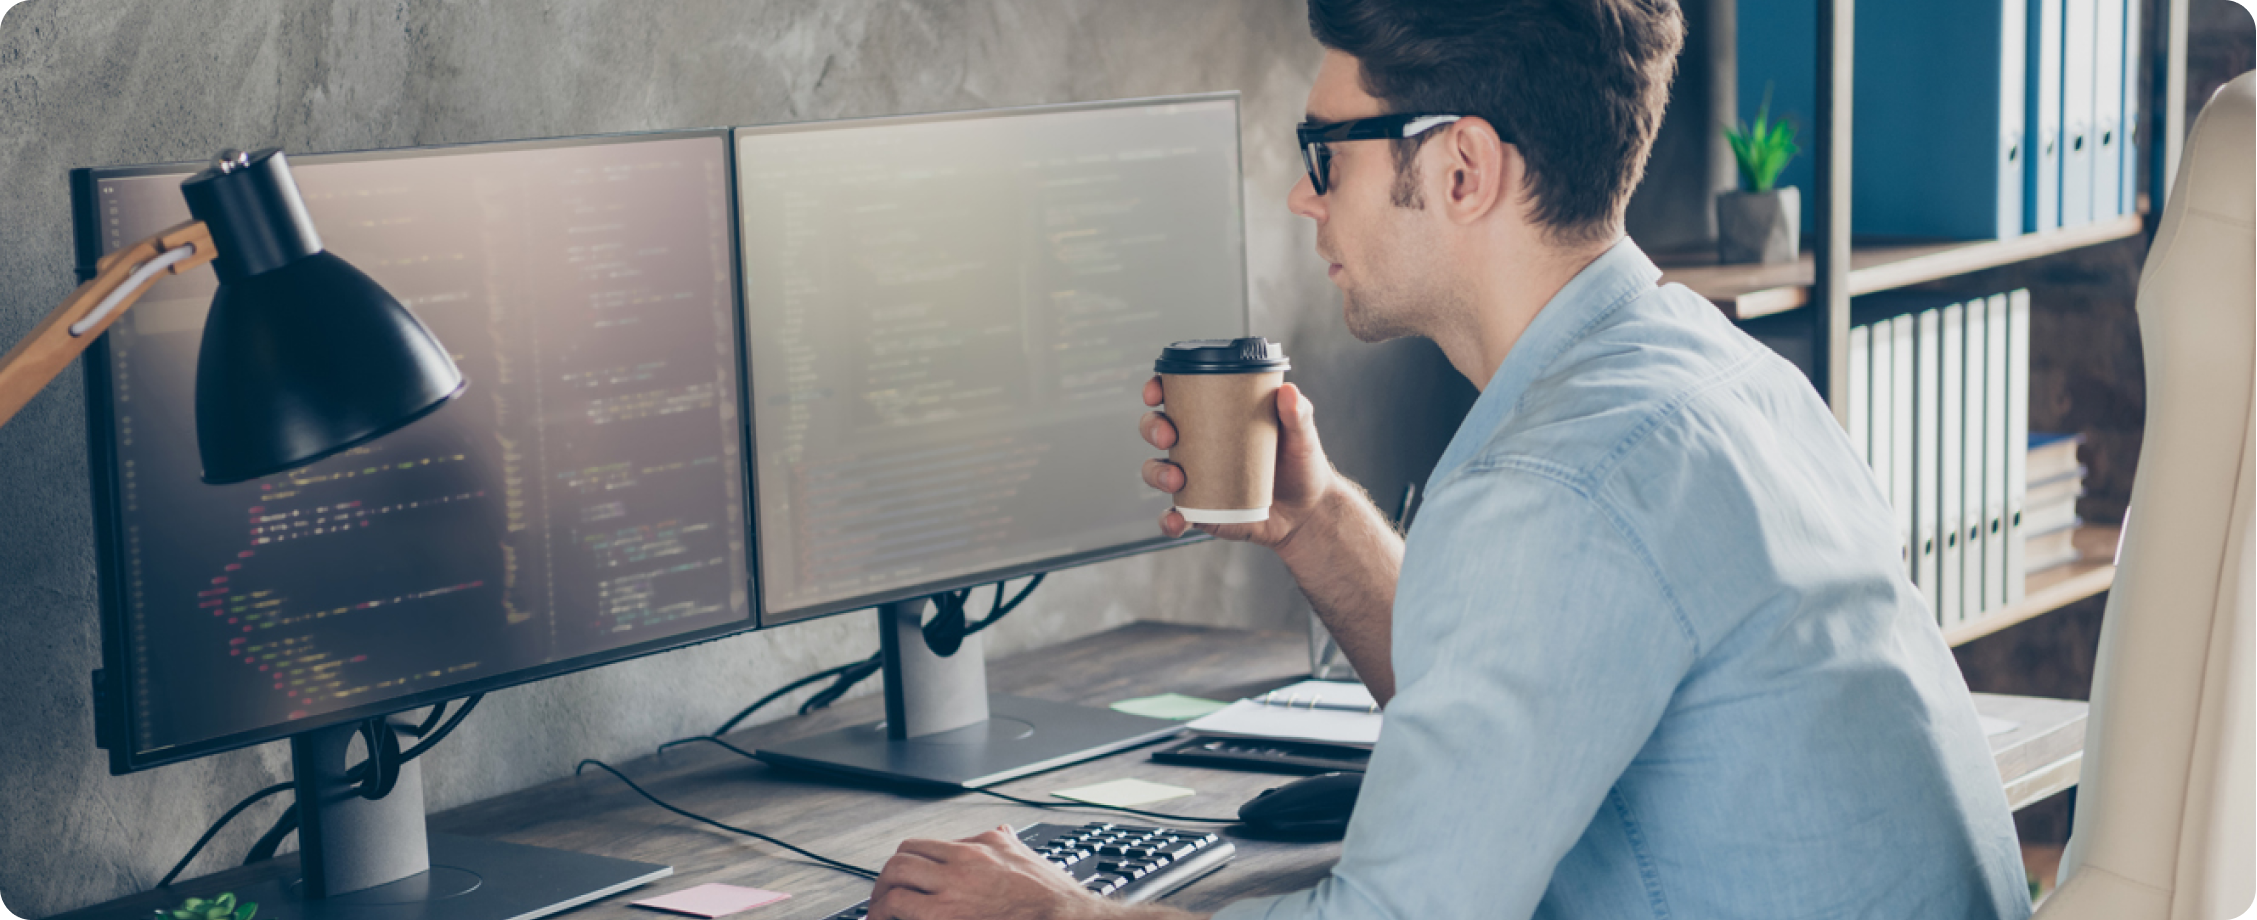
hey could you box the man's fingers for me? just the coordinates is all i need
[893,838,966,864]
[1139,410,1176,450]
[866,885,936,920]
[875,852,948,896]
[1160,508,1192,538]
[1143,376,1164,407]
[1141,459,1184,494]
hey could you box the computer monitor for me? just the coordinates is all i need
[77,131,752,918]
[733,94,1249,787]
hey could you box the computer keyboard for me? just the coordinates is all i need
[819,822,1235,919]
[1152,736,1371,775]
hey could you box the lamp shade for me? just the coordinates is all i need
[180,149,464,485]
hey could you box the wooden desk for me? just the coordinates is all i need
[58,623,2084,920]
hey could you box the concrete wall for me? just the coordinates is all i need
[0,2,1483,915]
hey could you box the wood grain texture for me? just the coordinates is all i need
[0,220,210,428]
[55,623,2091,920]
[51,624,1331,920]
[1654,215,2145,320]
[1944,525,2121,647]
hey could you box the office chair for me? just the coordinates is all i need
[2035,71,2254,920]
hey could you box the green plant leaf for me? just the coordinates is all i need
[180,900,206,912]
[1723,81,1800,193]
[235,903,258,920]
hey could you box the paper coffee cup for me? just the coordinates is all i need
[1156,337,1290,524]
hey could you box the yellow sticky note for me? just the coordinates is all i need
[1052,778,1197,809]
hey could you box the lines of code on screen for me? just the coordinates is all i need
[736,100,1246,618]
[91,136,751,759]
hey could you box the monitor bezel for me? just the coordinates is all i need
[77,128,771,775]
[734,92,1245,628]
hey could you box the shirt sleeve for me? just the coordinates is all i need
[1214,466,1699,920]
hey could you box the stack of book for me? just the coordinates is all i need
[1846,289,2033,631]
[2023,433,2087,573]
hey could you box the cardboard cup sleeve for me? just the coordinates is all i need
[1163,371,1284,523]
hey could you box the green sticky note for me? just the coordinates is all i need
[1053,778,1198,809]
[1110,693,1227,721]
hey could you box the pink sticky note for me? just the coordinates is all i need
[631,883,792,918]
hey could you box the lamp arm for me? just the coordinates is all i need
[0,220,215,430]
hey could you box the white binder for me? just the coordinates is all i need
[2120,0,2141,215]
[1871,322,1895,519]
[2060,0,2097,227]
[1890,315,1916,576]
[1962,298,1989,622]
[2025,0,2065,231]
[2091,0,2125,218]
[1915,308,1943,620]
[2005,290,2032,603]
[1983,294,2012,610]
[1849,324,1872,468]
[1938,301,1966,627]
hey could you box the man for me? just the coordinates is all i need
[867,1,2030,918]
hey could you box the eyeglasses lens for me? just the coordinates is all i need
[1303,141,1333,195]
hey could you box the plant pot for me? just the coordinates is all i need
[1716,186,1800,265]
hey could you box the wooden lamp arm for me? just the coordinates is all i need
[0,220,216,429]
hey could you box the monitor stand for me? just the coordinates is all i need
[754,598,1182,788]
[228,720,669,920]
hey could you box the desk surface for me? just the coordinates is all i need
[60,622,2083,920]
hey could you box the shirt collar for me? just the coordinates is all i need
[1426,236,1663,488]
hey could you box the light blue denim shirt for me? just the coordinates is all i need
[1215,239,2029,920]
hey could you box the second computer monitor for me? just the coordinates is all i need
[736,95,1248,622]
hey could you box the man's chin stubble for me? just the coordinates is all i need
[1342,296,1418,344]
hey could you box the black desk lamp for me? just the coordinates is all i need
[0,147,463,483]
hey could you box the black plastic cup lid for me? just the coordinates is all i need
[1155,337,1290,374]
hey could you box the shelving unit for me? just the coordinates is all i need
[1663,0,2190,650]
[1945,524,2122,646]
[1658,215,2147,320]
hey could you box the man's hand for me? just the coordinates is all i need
[866,826,1106,920]
[1140,377,1339,550]
[1139,374,1404,702]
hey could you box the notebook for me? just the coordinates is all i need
[1183,679,1382,749]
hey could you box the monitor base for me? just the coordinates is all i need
[230,833,669,920]
[754,694,1180,789]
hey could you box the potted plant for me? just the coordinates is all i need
[1718,86,1802,265]
[156,892,256,920]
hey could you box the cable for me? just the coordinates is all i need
[399,695,479,762]
[242,696,484,866]
[661,577,1047,757]
[70,245,196,337]
[690,659,865,745]
[574,758,879,880]
[797,651,883,715]
[157,780,293,888]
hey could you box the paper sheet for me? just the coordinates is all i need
[632,883,791,917]
[1185,680,1382,747]
[1110,693,1229,721]
[1052,778,1198,809]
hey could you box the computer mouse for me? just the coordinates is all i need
[1237,770,1362,839]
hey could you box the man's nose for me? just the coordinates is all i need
[1288,172,1325,223]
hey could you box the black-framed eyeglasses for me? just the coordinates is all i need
[1296,113,1465,195]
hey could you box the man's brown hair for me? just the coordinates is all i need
[1309,0,1685,243]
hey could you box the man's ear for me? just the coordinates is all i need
[1440,117,1514,224]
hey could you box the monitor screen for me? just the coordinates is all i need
[735,96,1247,622]
[81,133,753,769]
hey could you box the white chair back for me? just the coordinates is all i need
[2038,70,2255,920]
